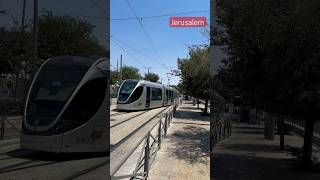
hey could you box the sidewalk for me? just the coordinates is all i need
[148,101,210,180]
[0,137,19,147]
[212,122,320,180]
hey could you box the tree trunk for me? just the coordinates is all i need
[204,99,209,115]
[279,116,285,150]
[302,119,314,167]
[197,98,200,109]
[270,115,275,140]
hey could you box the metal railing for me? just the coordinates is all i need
[283,119,320,146]
[0,115,22,140]
[211,114,232,147]
[111,102,179,180]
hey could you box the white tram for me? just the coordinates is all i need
[21,56,108,153]
[116,79,180,111]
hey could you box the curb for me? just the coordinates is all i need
[0,138,20,147]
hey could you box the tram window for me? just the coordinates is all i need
[151,88,162,101]
[118,81,138,101]
[127,86,143,103]
[61,77,107,124]
[26,65,88,125]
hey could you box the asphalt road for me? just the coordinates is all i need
[0,143,108,180]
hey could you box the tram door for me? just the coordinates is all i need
[146,87,150,108]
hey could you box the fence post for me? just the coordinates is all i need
[228,121,232,137]
[0,116,5,140]
[164,114,167,134]
[158,121,162,147]
[144,133,150,177]
[169,110,172,124]
[223,123,226,139]
[219,125,222,141]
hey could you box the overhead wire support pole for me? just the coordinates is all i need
[120,55,122,82]
[145,67,151,74]
[21,0,26,33]
[33,0,38,74]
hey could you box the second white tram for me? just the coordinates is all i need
[21,56,108,153]
[117,79,180,111]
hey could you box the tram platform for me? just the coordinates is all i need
[148,101,210,180]
[212,122,320,180]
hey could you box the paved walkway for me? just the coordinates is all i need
[212,122,320,180]
[148,101,210,180]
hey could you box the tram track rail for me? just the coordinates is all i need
[63,158,108,180]
[110,110,148,129]
[110,112,126,117]
[0,150,108,179]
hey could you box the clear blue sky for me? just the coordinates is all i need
[111,0,210,85]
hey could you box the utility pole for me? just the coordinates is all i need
[33,0,38,73]
[116,59,119,73]
[145,67,151,74]
[21,0,26,33]
[119,55,122,82]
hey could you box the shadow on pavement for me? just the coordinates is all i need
[174,109,209,122]
[167,125,209,165]
[212,153,320,180]
[179,106,200,110]
[0,150,108,175]
[235,130,265,135]
[234,126,264,131]
[217,143,283,153]
[7,149,107,161]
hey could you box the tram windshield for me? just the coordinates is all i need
[118,80,138,102]
[26,65,89,126]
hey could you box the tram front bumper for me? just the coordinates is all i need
[20,133,63,153]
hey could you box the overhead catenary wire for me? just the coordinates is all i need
[111,38,147,69]
[110,35,166,69]
[62,10,209,21]
[111,10,209,21]
[125,0,168,70]
[88,0,108,16]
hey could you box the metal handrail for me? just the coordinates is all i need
[111,102,179,180]
[211,114,232,146]
[283,120,320,146]
[0,116,22,140]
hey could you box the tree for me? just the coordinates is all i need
[121,65,142,80]
[0,26,33,75]
[110,70,120,85]
[216,0,320,167]
[0,10,105,75]
[144,72,159,82]
[178,46,210,114]
[38,10,105,65]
